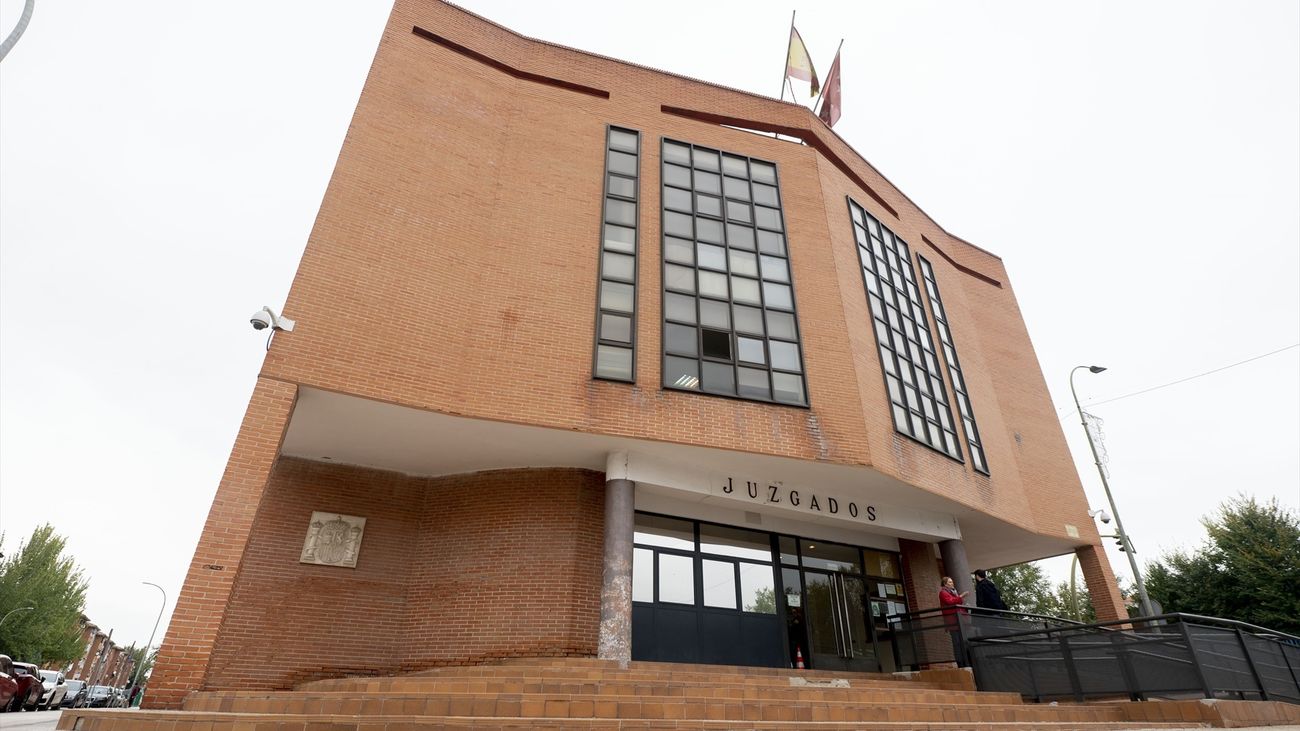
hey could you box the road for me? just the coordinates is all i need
[0,710,62,730]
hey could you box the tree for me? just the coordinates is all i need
[0,525,89,663]
[1146,496,1300,635]
[988,562,1058,616]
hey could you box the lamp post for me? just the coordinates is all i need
[1071,365,1156,617]
[0,605,34,627]
[130,582,167,697]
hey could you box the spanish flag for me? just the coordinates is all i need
[786,27,819,97]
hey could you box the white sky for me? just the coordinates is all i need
[1,1,1296,650]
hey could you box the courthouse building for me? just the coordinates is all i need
[147,0,1129,708]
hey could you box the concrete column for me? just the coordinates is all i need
[597,453,635,665]
[938,539,974,603]
[1075,544,1128,622]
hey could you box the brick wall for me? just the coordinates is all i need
[198,462,604,692]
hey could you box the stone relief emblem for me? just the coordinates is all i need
[300,512,366,568]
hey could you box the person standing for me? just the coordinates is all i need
[974,569,1008,611]
[938,576,969,666]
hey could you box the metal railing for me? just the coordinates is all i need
[888,608,1300,705]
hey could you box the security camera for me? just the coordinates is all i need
[1088,509,1112,524]
[249,306,294,332]
[250,309,273,330]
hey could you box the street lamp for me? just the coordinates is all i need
[1071,365,1156,617]
[0,606,34,627]
[130,582,167,696]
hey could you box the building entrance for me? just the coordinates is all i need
[631,512,906,672]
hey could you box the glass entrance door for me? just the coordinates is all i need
[804,571,877,671]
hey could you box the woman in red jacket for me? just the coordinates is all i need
[939,576,970,665]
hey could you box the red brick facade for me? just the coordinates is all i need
[147,0,1128,708]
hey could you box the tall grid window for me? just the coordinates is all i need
[918,256,989,474]
[593,126,641,381]
[848,198,962,460]
[659,139,807,405]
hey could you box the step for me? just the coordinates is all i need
[56,709,1207,731]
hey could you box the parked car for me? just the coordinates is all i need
[84,685,114,708]
[10,662,44,711]
[37,670,67,710]
[60,679,88,708]
[0,655,19,712]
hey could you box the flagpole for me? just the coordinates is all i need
[778,10,795,102]
[813,38,843,116]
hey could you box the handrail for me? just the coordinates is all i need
[966,612,1299,644]
[888,605,1088,626]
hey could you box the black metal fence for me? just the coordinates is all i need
[889,608,1300,705]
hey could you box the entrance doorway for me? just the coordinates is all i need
[630,512,906,672]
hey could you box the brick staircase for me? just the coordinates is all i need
[55,657,1300,730]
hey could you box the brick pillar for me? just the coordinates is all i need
[900,539,953,668]
[82,633,108,683]
[1075,543,1128,622]
[103,648,121,684]
[70,625,96,678]
[145,377,298,709]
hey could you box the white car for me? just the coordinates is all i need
[37,670,67,710]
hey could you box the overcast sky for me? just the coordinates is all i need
[1,0,1296,651]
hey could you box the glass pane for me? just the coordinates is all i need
[729,250,758,277]
[663,162,692,188]
[737,366,769,399]
[737,337,765,364]
[665,263,695,293]
[760,255,789,282]
[600,281,634,313]
[701,360,735,394]
[779,536,799,566]
[733,304,764,335]
[723,176,750,201]
[694,170,721,195]
[693,148,719,171]
[731,276,760,305]
[740,563,777,613]
[665,323,698,356]
[664,356,700,390]
[662,142,691,165]
[863,550,900,579]
[664,210,693,238]
[595,345,632,380]
[765,311,796,340]
[750,161,776,184]
[664,236,693,264]
[664,292,696,324]
[600,313,631,343]
[700,524,772,561]
[700,298,730,329]
[663,186,691,212]
[696,218,723,244]
[608,174,636,199]
[726,224,756,250]
[698,270,727,298]
[658,553,695,604]
[608,150,637,176]
[602,251,635,281]
[604,224,636,253]
[801,541,862,573]
[722,154,747,177]
[701,328,732,360]
[633,548,653,602]
[609,128,638,153]
[757,229,785,255]
[695,194,722,218]
[697,243,727,270]
[635,513,694,549]
[703,560,737,609]
[755,206,782,231]
[763,281,793,310]
[752,183,778,206]
[772,372,805,404]
[726,199,751,223]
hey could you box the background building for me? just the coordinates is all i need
[147,0,1127,709]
